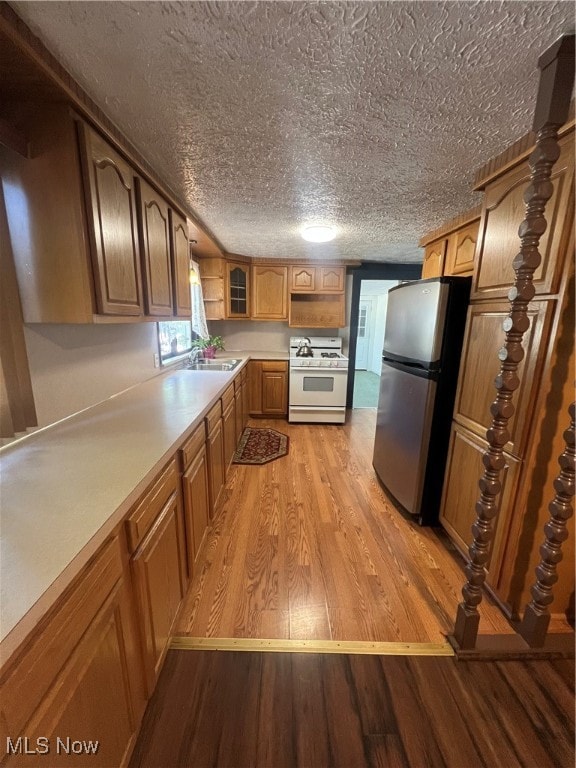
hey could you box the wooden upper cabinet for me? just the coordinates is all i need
[473,131,574,300]
[135,177,173,316]
[318,266,345,292]
[291,266,316,292]
[226,261,250,318]
[170,210,192,317]
[78,122,143,316]
[290,265,345,293]
[252,264,288,320]
[444,219,479,276]
[421,239,446,279]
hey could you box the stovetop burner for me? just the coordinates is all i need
[321,353,339,358]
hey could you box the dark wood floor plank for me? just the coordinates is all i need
[130,651,575,768]
[348,653,402,737]
[459,660,559,768]
[320,654,370,767]
[379,656,450,768]
[255,653,296,768]
[493,661,576,767]
[291,654,332,767]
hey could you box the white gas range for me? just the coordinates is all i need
[288,337,349,423]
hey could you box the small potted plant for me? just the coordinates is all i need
[191,335,225,359]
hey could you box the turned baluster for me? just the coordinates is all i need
[452,33,575,650]
[519,404,575,647]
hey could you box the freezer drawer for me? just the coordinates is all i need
[372,362,437,515]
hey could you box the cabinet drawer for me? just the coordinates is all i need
[221,384,235,411]
[180,422,206,469]
[261,360,288,373]
[205,401,222,434]
[125,458,179,552]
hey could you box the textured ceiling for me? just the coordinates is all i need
[10,1,575,263]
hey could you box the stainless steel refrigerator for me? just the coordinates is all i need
[372,277,471,525]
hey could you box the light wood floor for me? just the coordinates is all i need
[175,410,568,643]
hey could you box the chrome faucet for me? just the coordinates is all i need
[187,348,202,367]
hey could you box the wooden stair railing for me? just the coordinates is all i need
[519,403,575,647]
[451,33,575,652]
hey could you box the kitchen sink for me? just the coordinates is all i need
[186,358,242,372]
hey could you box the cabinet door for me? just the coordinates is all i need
[318,266,345,292]
[421,239,446,279]
[290,266,316,292]
[439,423,520,586]
[131,491,187,694]
[252,265,288,319]
[453,300,554,457]
[0,536,146,768]
[241,370,250,425]
[182,446,210,574]
[170,210,192,317]
[473,132,574,300]
[226,262,250,318]
[78,123,143,316]
[222,399,237,472]
[444,220,479,276]
[262,363,288,415]
[136,177,174,316]
[206,420,225,517]
[234,385,244,443]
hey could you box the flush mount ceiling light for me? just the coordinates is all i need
[301,225,337,242]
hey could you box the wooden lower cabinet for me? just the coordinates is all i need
[0,535,146,768]
[439,423,521,585]
[222,386,237,472]
[205,401,225,516]
[130,487,187,695]
[181,447,210,574]
[249,360,288,416]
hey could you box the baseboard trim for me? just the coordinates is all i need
[170,636,455,656]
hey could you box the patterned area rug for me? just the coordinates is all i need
[233,427,289,465]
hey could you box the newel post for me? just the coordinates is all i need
[452,33,575,651]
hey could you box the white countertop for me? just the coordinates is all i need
[0,362,253,663]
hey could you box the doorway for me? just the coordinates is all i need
[346,263,422,409]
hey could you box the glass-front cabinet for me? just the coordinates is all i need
[226,262,250,318]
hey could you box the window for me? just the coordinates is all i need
[157,321,194,365]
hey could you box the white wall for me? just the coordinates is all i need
[24,323,161,427]
[23,274,356,428]
[358,280,398,374]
